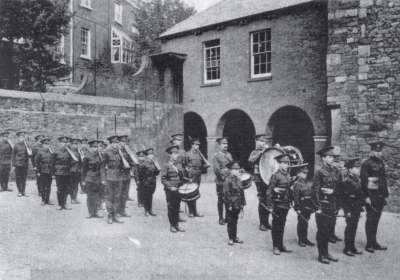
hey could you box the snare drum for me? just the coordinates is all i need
[240,172,253,190]
[178,183,200,202]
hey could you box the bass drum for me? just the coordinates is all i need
[259,146,304,185]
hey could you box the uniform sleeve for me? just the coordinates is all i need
[81,158,89,182]
[292,182,300,210]
[248,150,262,164]
[161,165,173,189]
[360,161,369,198]
[266,174,277,208]
[312,170,322,207]
[222,177,231,205]
[34,151,41,172]
[100,160,106,183]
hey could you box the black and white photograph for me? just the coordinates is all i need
[0,0,399,279]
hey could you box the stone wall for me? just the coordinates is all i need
[0,89,183,174]
[327,0,400,211]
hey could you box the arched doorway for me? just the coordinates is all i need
[184,112,208,158]
[268,106,315,173]
[217,109,255,171]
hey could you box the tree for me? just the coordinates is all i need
[0,0,71,92]
[135,0,196,55]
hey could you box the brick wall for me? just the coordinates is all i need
[0,89,183,174]
[327,0,400,211]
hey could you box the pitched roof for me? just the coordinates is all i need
[160,0,317,39]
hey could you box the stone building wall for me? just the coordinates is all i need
[327,0,400,211]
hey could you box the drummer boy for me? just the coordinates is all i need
[223,161,246,245]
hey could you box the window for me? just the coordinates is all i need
[80,28,91,59]
[111,29,134,64]
[114,2,123,24]
[80,0,92,9]
[203,40,220,83]
[250,29,271,78]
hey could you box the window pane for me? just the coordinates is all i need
[204,40,220,81]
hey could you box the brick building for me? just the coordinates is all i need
[58,0,138,94]
[157,0,329,171]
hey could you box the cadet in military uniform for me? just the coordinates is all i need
[137,148,160,216]
[12,131,31,197]
[81,140,106,218]
[0,130,13,192]
[223,161,246,246]
[213,137,233,225]
[31,134,44,196]
[118,135,137,217]
[361,141,388,253]
[34,137,54,205]
[342,158,364,256]
[69,138,82,204]
[184,138,209,217]
[170,133,186,222]
[248,134,271,231]
[313,146,342,264]
[53,136,73,210]
[293,164,316,247]
[102,135,124,224]
[161,145,186,233]
[266,154,293,255]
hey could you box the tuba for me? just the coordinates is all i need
[24,139,33,157]
[66,146,79,162]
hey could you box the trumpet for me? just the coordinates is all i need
[48,146,54,154]
[78,147,85,160]
[66,146,79,162]
[198,149,211,167]
[118,148,131,169]
[121,143,139,165]
[24,139,33,157]
[150,157,161,172]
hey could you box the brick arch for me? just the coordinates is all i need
[184,111,208,157]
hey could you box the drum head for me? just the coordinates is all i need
[259,147,283,185]
[178,183,199,195]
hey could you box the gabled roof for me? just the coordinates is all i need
[160,0,318,39]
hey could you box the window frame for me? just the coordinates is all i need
[203,39,221,85]
[114,2,123,25]
[80,27,91,60]
[111,28,134,64]
[80,0,92,10]
[250,29,272,79]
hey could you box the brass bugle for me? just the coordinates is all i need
[198,149,211,167]
[66,146,79,162]
[118,148,131,169]
[122,144,139,165]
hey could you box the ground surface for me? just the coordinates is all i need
[0,180,399,280]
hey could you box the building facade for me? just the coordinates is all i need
[157,0,329,171]
[61,0,138,88]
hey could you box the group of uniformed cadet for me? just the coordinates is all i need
[0,129,390,264]
[213,134,389,264]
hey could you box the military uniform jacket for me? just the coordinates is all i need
[185,150,206,178]
[31,142,42,168]
[213,151,233,185]
[0,140,13,166]
[312,163,342,213]
[223,174,246,210]
[12,141,29,167]
[69,147,82,173]
[137,158,160,188]
[248,148,264,183]
[293,177,316,212]
[102,147,124,182]
[161,162,185,191]
[266,169,292,209]
[34,147,54,174]
[360,156,388,201]
[341,172,364,213]
[81,150,105,184]
[52,147,72,176]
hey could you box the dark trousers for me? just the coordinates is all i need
[365,201,384,247]
[226,208,240,240]
[255,181,270,226]
[216,184,225,220]
[344,209,361,250]
[165,189,180,227]
[69,172,81,201]
[35,173,40,195]
[15,166,28,194]
[297,209,312,242]
[38,173,52,203]
[188,200,198,215]
[271,207,289,249]
[86,182,102,216]
[143,184,156,212]
[105,180,123,216]
[55,175,70,207]
[136,182,144,205]
[316,211,335,257]
[118,179,131,214]
[0,164,11,190]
